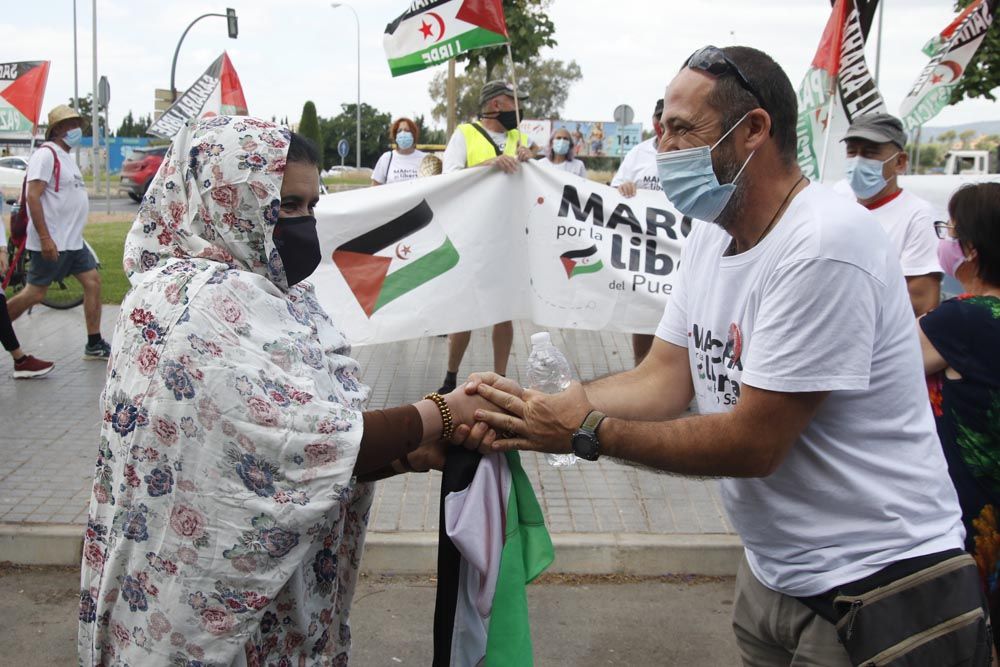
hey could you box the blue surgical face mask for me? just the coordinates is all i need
[395,130,414,150]
[655,113,754,222]
[844,152,898,200]
[552,138,571,156]
[64,127,83,147]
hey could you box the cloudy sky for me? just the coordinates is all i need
[3,0,996,133]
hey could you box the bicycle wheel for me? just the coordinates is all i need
[3,246,28,299]
[41,274,85,309]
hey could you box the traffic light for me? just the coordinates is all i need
[226,8,238,39]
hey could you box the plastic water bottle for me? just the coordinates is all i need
[526,331,578,467]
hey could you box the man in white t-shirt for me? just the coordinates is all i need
[5,105,110,359]
[611,98,664,197]
[466,46,986,665]
[839,113,942,316]
[436,81,533,394]
[611,99,668,365]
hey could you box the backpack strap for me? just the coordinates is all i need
[42,144,60,193]
[470,123,503,157]
[20,144,61,202]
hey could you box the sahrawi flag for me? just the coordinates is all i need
[332,199,459,317]
[148,52,248,139]
[796,0,886,182]
[899,0,998,132]
[0,61,50,136]
[383,0,509,77]
[434,451,554,667]
[561,245,603,279]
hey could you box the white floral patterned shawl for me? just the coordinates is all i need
[79,116,373,666]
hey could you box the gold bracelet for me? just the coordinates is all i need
[423,392,455,441]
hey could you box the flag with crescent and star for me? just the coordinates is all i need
[899,0,997,132]
[332,199,460,317]
[794,0,886,182]
[383,0,508,77]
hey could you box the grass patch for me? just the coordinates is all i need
[4,218,131,305]
[85,220,131,304]
[322,175,372,187]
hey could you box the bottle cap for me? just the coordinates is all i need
[530,331,551,346]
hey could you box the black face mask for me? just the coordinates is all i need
[484,110,519,131]
[272,215,320,286]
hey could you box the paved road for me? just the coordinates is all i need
[87,195,138,215]
[0,565,741,665]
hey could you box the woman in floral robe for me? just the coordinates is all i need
[78,117,485,666]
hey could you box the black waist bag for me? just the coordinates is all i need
[832,551,991,666]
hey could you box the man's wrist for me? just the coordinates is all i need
[594,416,615,458]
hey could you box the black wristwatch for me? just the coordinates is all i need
[571,410,606,461]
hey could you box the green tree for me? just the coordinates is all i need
[959,128,978,147]
[980,133,1000,149]
[938,129,958,146]
[116,111,152,138]
[298,101,324,168]
[67,95,95,136]
[950,0,1000,104]
[412,114,448,147]
[429,57,583,122]
[907,142,944,173]
[452,0,557,79]
[318,103,392,170]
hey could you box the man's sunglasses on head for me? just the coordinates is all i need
[685,45,769,114]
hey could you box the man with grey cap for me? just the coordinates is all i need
[5,104,110,359]
[840,112,942,316]
[437,80,533,394]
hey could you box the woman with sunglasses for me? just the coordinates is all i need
[920,182,1000,655]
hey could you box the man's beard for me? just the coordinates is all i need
[710,140,749,233]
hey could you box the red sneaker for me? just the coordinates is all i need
[12,355,55,379]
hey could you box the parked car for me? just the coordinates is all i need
[0,155,29,203]
[119,146,168,202]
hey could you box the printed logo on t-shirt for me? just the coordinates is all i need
[389,167,419,182]
[691,322,743,406]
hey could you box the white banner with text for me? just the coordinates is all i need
[313,162,693,345]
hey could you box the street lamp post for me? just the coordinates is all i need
[170,8,238,101]
[91,0,99,189]
[331,3,361,170]
[72,0,80,163]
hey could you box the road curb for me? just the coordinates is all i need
[0,523,743,575]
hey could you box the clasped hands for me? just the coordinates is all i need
[444,372,593,456]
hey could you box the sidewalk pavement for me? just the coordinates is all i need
[0,305,741,573]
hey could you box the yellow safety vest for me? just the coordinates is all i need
[458,123,527,167]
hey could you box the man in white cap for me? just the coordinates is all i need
[437,81,532,394]
[840,113,942,316]
[5,104,110,359]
